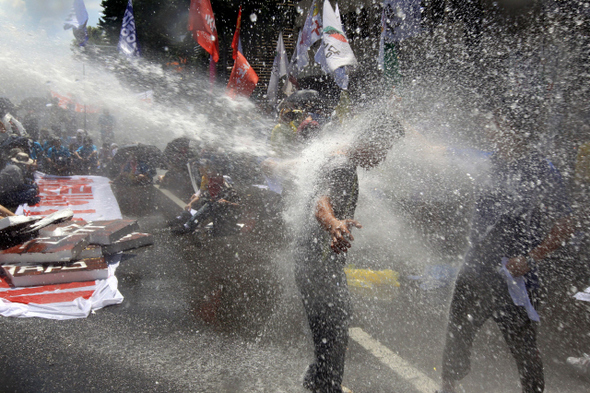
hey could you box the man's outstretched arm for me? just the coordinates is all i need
[507,215,575,277]
[315,195,362,254]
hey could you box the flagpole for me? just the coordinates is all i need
[209,55,216,94]
[83,63,87,131]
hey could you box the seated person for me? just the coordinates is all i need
[71,129,86,151]
[45,137,71,175]
[171,159,240,235]
[29,139,45,170]
[0,152,40,211]
[74,137,99,175]
[112,150,155,185]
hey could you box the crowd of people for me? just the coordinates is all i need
[0,97,146,212]
[1,87,589,393]
[160,92,590,393]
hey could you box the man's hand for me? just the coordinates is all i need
[217,198,239,206]
[328,219,362,254]
[315,195,362,254]
[506,255,531,278]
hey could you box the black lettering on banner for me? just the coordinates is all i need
[325,44,340,59]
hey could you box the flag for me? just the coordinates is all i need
[285,31,301,95]
[64,0,88,47]
[50,92,99,113]
[377,0,421,86]
[321,0,357,72]
[227,52,259,99]
[118,0,140,57]
[267,32,289,105]
[231,6,243,60]
[380,0,422,44]
[314,41,330,75]
[333,4,349,90]
[289,30,302,77]
[188,0,219,63]
[297,0,322,70]
[315,3,350,90]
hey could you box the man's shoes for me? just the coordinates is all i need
[302,364,317,391]
[170,223,192,234]
[303,364,350,393]
[566,353,590,376]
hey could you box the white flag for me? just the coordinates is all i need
[289,30,302,77]
[297,0,322,71]
[321,0,357,72]
[333,4,349,90]
[64,0,89,46]
[64,0,88,30]
[267,32,289,105]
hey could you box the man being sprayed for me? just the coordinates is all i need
[438,96,574,393]
[295,111,404,393]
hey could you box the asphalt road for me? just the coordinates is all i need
[0,186,588,393]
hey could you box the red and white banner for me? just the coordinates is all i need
[17,173,122,221]
[3,174,124,320]
[0,258,123,320]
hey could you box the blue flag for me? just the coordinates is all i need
[64,0,89,47]
[118,0,140,57]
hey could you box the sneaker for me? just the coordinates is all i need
[302,364,317,391]
[566,353,590,375]
[170,223,192,234]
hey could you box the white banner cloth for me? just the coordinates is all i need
[4,174,125,319]
[0,257,123,320]
[17,172,122,221]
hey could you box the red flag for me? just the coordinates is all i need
[231,6,242,60]
[188,0,219,63]
[227,52,258,98]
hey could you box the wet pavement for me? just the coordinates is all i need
[0,186,588,392]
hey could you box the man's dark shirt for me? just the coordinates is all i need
[296,154,359,256]
[465,151,570,274]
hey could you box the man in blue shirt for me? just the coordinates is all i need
[46,137,71,176]
[438,100,574,393]
[74,137,98,175]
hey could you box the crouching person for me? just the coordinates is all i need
[0,152,40,211]
[171,159,240,236]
